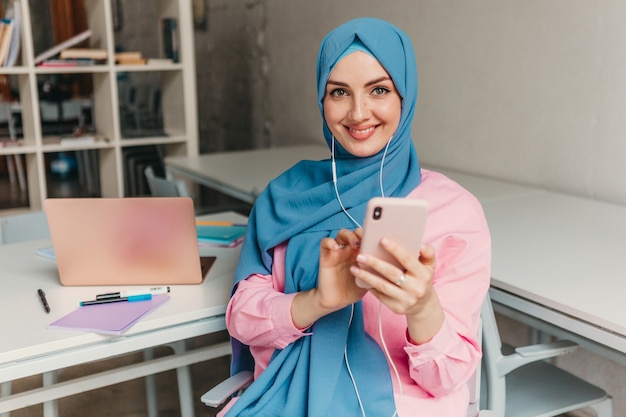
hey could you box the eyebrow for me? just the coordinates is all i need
[326,76,393,88]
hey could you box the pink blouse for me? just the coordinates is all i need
[224,169,491,417]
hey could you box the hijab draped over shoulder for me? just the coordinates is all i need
[227,17,421,416]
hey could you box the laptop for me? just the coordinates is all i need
[44,197,204,286]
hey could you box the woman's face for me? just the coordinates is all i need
[323,51,402,157]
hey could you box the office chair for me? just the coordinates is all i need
[481,296,613,417]
[0,211,50,245]
[144,165,190,198]
[201,305,485,415]
[144,165,251,216]
[201,297,615,417]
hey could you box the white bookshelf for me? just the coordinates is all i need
[0,0,198,214]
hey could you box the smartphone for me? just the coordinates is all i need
[357,197,429,288]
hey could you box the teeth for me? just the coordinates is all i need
[349,126,375,134]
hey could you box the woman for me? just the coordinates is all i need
[221,17,490,417]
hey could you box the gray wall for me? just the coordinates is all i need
[263,1,626,208]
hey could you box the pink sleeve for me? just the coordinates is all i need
[403,171,490,397]
[365,170,491,400]
[225,242,307,350]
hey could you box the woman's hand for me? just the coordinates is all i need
[291,229,367,329]
[350,232,444,344]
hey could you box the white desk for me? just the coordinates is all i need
[438,168,626,365]
[165,144,330,204]
[0,212,246,415]
[480,192,626,365]
[165,146,626,368]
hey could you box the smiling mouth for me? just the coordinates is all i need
[347,125,377,134]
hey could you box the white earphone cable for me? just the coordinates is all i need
[332,136,401,417]
[378,301,403,400]
[344,304,368,417]
[331,138,362,228]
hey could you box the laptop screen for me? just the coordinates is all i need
[45,197,203,286]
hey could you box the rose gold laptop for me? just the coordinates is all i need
[44,197,204,286]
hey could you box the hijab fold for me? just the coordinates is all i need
[227,17,421,416]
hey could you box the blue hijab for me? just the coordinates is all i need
[227,17,421,416]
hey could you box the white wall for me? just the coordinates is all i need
[265,1,626,414]
[266,0,626,206]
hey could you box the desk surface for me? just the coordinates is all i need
[482,192,626,338]
[441,169,626,357]
[0,211,246,380]
[165,145,330,203]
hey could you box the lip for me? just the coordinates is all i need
[344,124,379,141]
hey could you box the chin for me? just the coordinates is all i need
[341,140,387,158]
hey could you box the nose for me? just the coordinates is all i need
[348,95,370,122]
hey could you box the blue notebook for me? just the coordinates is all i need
[196,225,246,247]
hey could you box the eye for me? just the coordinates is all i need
[328,88,348,98]
[372,86,391,96]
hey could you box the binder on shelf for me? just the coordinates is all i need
[161,17,179,63]
[34,29,92,64]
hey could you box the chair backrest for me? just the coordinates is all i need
[480,295,506,413]
[144,165,189,197]
[467,313,483,417]
[0,211,50,245]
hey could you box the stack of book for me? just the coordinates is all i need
[34,29,93,65]
[196,221,247,248]
[34,30,110,67]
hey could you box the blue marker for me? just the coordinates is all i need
[80,294,152,306]
[95,286,170,300]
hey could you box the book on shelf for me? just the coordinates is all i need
[115,51,147,65]
[60,48,107,60]
[117,58,147,65]
[0,19,13,66]
[2,0,21,67]
[60,135,96,146]
[162,18,179,63]
[147,58,173,65]
[34,29,92,64]
[38,58,97,67]
[0,138,22,148]
[115,51,142,61]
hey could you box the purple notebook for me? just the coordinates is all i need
[48,295,170,335]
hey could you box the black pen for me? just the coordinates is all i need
[38,288,50,313]
[80,294,152,306]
